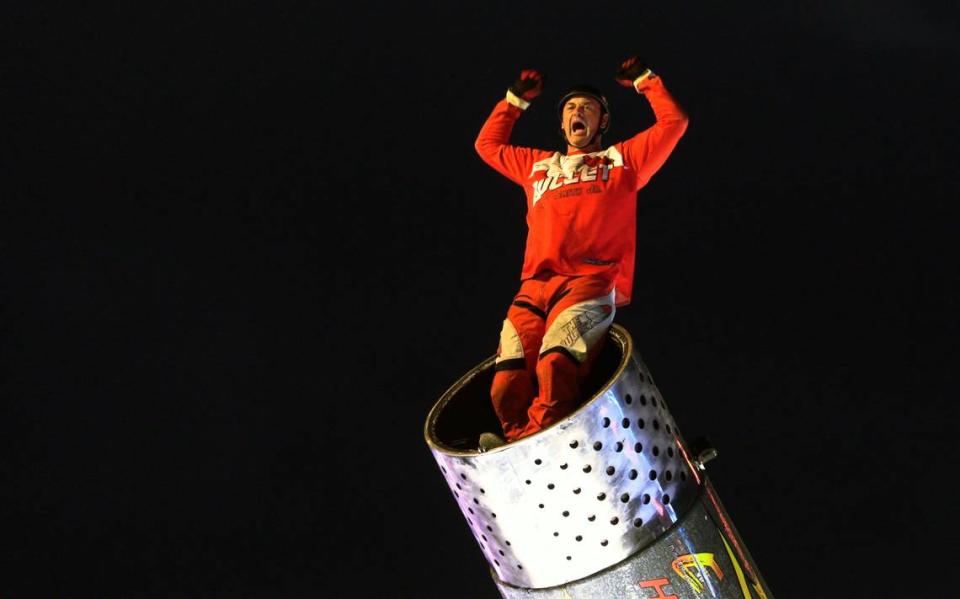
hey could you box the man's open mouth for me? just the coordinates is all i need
[571,119,587,134]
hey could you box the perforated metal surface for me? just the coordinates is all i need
[424,325,703,589]
[493,482,773,598]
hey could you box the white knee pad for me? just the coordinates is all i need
[495,318,525,365]
[540,291,616,363]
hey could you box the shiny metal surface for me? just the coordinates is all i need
[424,325,703,589]
[493,481,773,598]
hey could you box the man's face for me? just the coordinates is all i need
[561,96,607,149]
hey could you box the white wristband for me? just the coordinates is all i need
[506,89,531,110]
[632,69,655,90]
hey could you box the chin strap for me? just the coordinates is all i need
[584,130,602,148]
[568,130,601,149]
[557,127,602,150]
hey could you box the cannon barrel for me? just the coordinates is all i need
[424,325,772,597]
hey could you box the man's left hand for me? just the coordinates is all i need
[614,56,653,88]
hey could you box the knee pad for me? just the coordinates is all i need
[540,292,615,363]
[495,318,526,371]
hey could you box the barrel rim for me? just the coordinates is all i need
[423,323,633,456]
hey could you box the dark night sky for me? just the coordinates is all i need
[3,1,959,597]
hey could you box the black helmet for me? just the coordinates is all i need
[556,84,611,134]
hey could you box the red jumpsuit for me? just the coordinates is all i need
[475,75,688,441]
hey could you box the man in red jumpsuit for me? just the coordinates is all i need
[475,56,688,449]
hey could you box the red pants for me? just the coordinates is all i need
[491,272,616,441]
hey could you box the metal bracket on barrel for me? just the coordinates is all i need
[689,436,718,471]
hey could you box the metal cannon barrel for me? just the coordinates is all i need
[424,324,772,597]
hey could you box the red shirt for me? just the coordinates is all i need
[475,76,688,306]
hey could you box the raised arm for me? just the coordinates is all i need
[614,56,689,190]
[474,70,544,186]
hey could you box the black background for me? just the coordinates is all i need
[3,1,959,597]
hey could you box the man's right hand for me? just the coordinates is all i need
[508,69,544,102]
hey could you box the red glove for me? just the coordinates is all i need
[508,69,544,101]
[614,56,653,88]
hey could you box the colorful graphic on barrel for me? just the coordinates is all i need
[721,537,768,599]
[638,577,678,599]
[636,544,767,598]
[672,553,723,593]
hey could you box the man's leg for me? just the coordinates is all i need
[490,283,547,442]
[518,275,616,439]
